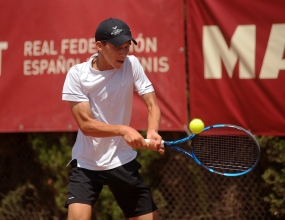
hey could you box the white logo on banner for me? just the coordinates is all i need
[22,34,170,75]
[0,42,8,76]
[203,24,285,79]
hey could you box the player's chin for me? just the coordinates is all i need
[114,60,124,68]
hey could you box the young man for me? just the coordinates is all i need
[62,18,163,220]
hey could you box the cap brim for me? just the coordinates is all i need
[108,35,137,46]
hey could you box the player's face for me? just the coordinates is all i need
[100,41,131,70]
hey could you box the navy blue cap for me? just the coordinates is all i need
[95,18,137,46]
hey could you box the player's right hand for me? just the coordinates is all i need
[121,126,147,149]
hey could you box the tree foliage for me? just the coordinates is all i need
[1,133,284,219]
[259,137,285,219]
[0,132,163,219]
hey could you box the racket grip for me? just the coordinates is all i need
[145,139,164,146]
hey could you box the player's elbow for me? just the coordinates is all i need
[80,127,90,136]
[78,121,93,136]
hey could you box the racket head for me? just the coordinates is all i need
[191,124,260,176]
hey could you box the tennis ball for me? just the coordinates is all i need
[189,118,204,134]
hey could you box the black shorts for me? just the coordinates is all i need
[65,159,157,218]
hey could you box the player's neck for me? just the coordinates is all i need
[92,54,114,71]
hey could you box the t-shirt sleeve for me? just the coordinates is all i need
[131,56,154,95]
[62,66,89,102]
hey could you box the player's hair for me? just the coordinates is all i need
[100,40,108,45]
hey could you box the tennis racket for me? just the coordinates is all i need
[147,124,260,177]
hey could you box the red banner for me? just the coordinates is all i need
[187,0,285,135]
[0,0,187,132]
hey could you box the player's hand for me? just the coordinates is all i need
[145,139,165,154]
[146,131,164,154]
[121,126,148,149]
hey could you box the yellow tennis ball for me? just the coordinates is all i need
[189,118,204,134]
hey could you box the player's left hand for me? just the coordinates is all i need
[146,139,165,154]
[146,131,164,154]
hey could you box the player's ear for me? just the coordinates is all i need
[96,41,104,52]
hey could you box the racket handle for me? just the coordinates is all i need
[145,139,164,146]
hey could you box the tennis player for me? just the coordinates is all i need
[62,18,163,220]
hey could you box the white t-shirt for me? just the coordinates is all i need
[62,54,154,170]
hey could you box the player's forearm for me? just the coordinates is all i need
[146,105,161,134]
[141,92,161,135]
[69,101,128,138]
[79,119,127,137]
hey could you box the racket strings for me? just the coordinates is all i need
[192,128,259,174]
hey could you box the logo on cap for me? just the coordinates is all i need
[111,26,122,36]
